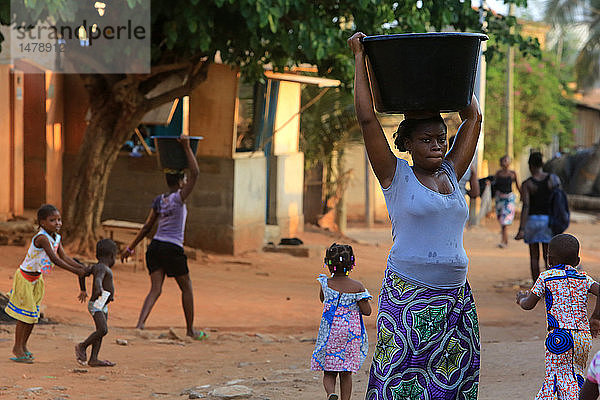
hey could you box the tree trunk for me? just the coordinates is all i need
[62,61,211,254]
[62,81,147,254]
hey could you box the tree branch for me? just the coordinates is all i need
[143,57,213,111]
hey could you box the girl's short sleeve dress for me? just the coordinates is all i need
[311,274,372,372]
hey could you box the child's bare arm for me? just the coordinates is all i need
[122,209,158,261]
[78,274,87,303]
[57,243,86,270]
[358,299,372,316]
[35,236,86,277]
[590,282,600,296]
[580,379,599,400]
[516,290,540,310]
[319,287,324,303]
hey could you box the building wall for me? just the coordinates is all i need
[575,107,600,147]
[99,153,265,254]
[344,143,388,222]
[268,152,304,236]
[0,66,12,220]
[273,81,301,154]
[44,72,64,209]
[22,69,46,209]
[191,64,239,158]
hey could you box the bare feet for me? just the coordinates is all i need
[88,359,116,367]
[75,344,87,365]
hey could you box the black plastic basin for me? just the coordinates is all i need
[361,32,488,114]
[151,136,203,171]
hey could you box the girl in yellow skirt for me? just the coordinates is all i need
[5,204,87,363]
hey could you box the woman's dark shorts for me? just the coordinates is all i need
[145,239,188,277]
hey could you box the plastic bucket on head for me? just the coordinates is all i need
[361,32,489,114]
[151,136,203,171]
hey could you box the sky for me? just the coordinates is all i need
[475,0,546,21]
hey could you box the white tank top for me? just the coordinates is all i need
[382,158,469,289]
[20,229,61,274]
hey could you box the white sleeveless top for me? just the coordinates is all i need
[20,229,61,274]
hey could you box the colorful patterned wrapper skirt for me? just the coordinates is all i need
[535,328,590,400]
[366,270,480,400]
[495,192,516,226]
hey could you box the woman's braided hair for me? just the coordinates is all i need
[324,243,355,276]
[393,115,447,152]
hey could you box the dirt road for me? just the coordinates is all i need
[1,216,599,399]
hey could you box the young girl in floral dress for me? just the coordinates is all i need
[311,243,372,400]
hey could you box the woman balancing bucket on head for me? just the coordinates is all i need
[121,136,206,341]
[349,32,482,399]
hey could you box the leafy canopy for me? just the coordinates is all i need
[484,43,575,163]
[1,0,539,84]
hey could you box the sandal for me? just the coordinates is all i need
[25,351,34,360]
[327,394,339,400]
[88,359,116,367]
[191,331,207,341]
[10,355,34,364]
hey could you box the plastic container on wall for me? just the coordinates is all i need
[361,32,489,114]
[151,136,203,170]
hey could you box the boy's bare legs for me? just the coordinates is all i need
[542,243,549,269]
[136,269,166,329]
[339,371,352,400]
[76,311,110,365]
[323,371,337,396]
[174,273,198,337]
[85,311,114,367]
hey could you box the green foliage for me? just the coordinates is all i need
[543,0,600,87]
[484,48,575,163]
[1,0,541,85]
[484,13,541,61]
[300,86,360,168]
[299,85,361,200]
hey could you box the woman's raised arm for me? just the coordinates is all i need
[446,95,482,179]
[348,32,396,188]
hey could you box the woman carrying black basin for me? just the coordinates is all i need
[348,32,482,400]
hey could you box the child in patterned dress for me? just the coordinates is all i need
[516,234,600,400]
[311,243,372,400]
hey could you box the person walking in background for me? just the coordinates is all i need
[494,155,520,248]
[311,243,372,400]
[349,31,482,399]
[516,234,600,400]
[121,136,206,340]
[515,152,561,281]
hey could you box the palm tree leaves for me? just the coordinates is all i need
[544,0,600,86]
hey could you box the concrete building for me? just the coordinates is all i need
[0,60,339,254]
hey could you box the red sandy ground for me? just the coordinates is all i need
[1,216,600,399]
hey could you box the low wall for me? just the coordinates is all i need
[65,152,266,254]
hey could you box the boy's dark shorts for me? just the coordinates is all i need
[145,239,189,277]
